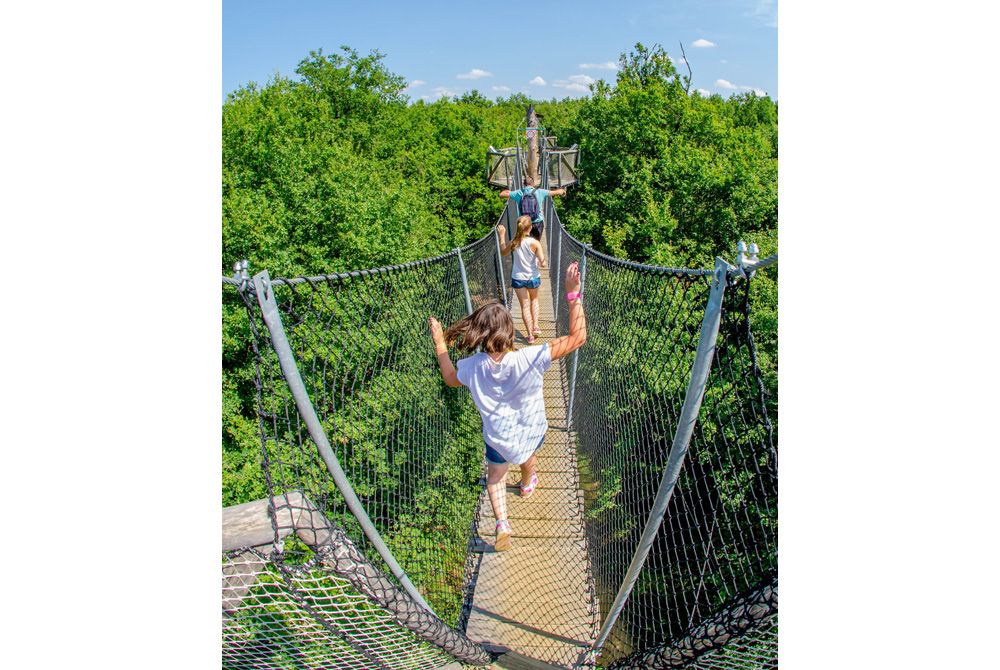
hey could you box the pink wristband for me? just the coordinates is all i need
[566,291,582,302]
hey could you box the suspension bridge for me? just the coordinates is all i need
[221,110,777,669]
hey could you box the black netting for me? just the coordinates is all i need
[608,578,777,669]
[546,208,777,668]
[461,231,506,312]
[222,229,509,667]
[249,246,492,621]
[222,201,777,669]
[611,274,776,666]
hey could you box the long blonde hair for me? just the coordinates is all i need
[511,215,533,250]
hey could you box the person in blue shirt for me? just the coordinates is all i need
[499,176,567,240]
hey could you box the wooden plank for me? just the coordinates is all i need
[466,235,599,668]
[484,455,575,476]
[503,467,578,489]
[222,497,277,550]
[476,516,584,539]
[492,649,572,670]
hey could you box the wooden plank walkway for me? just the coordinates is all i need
[465,238,599,668]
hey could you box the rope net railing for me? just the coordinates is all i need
[222,198,777,669]
[547,206,777,668]
[222,545,460,670]
[221,219,515,668]
[684,618,777,670]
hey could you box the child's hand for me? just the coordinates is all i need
[565,261,581,293]
[498,224,506,239]
[428,317,445,345]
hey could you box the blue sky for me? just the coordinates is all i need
[223,0,776,101]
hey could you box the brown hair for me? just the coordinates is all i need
[511,215,533,250]
[444,301,515,354]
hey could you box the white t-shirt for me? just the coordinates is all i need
[511,238,541,281]
[456,344,553,464]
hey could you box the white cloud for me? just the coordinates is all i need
[749,0,777,28]
[553,81,590,93]
[714,79,768,96]
[529,76,546,86]
[491,85,511,93]
[431,86,458,97]
[720,59,728,64]
[568,74,595,85]
[579,61,618,71]
[456,68,493,80]
[692,38,716,48]
[696,88,711,96]
[403,79,426,91]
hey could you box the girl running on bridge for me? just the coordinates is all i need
[428,262,587,551]
[498,215,546,344]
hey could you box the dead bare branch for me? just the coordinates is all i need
[679,41,693,94]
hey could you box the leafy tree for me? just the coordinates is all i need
[221,43,778,640]
[560,43,777,269]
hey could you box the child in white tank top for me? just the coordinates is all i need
[499,216,547,343]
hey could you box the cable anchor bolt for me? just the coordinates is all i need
[736,241,759,279]
[233,259,250,290]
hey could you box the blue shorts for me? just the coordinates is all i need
[485,437,544,465]
[511,276,541,289]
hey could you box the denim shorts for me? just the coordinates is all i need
[485,437,544,465]
[511,276,541,289]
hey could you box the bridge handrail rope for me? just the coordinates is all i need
[251,269,437,616]
[544,202,777,666]
[222,186,777,667]
[221,205,520,668]
[608,576,778,669]
[222,492,491,666]
[587,254,730,660]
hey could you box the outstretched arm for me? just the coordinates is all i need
[429,317,462,387]
[550,188,567,197]
[549,262,586,361]
[497,224,514,256]
[499,189,512,198]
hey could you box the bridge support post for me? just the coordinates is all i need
[588,257,730,662]
[494,224,508,308]
[566,246,588,429]
[456,248,474,315]
[553,229,562,324]
[546,198,556,261]
[250,270,437,616]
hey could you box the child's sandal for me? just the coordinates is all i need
[519,473,539,499]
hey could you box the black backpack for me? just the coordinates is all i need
[519,188,539,220]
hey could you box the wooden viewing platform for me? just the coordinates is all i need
[465,235,599,669]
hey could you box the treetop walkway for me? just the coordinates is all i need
[220,113,777,669]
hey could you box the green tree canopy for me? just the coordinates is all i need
[560,43,777,269]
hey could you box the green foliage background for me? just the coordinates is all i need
[222,43,777,633]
